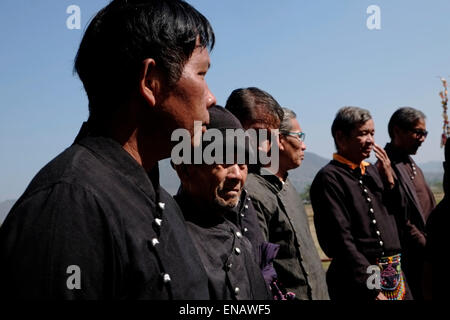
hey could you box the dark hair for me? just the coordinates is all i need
[74,0,214,124]
[224,87,284,129]
[388,107,426,139]
[331,106,372,139]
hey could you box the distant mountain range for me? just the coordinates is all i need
[158,151,330,196]
[0,152,444,225]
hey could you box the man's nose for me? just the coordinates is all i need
[206,86,216,108]
[227,164,243,180]
[301,140,307,151]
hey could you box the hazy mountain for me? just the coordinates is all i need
[159,154,445,196]
[418,161,444,173]
[1,153,444,225]
[159,152,331,196]
[0,200,15,225]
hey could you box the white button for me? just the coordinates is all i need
[366,198,371,202]
[151,238,159,246]
[244,228,248,233]
[369,208,374,213]
[244,205,249,209]
[163,273,171,283]
[236,232,242,238]
[240,213,245,217]
[359,180,363,185]
[235,247,241,255]
[247,197,251,201]
[376,231,381,236]
[363,189,368,193]
[372,219,377,224]
[227,263,232,270]
[379,241,384,246]
[154,218,162,226]
[158,202,165,210]
[234,287,240,295]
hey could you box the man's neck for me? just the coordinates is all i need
[391,141,409,155]
[336,152,364,166]
[109,116,170,172]
[275,168,288,182]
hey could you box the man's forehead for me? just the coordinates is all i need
[412,118,426,128]
[192,45,211,65]
[290,118,301,131]
[356,120,374,130]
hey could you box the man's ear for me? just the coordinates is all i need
[278,135,286,152]
[392,125,402,142]
[335,130,345,152]
[139,58,160,107]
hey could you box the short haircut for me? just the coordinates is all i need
[279,108,297,133]
[225,87,284,129]
[74,0,215,123]
[388,107,426,139]
[331,106,372,144]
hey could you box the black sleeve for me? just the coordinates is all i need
[0,182,117,299]
[249,198,271,242]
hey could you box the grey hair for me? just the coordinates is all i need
[279,107,297,133]
[331,106,372,140]
[388,107,426,139]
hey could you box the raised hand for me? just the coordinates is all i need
[374,144,395,188]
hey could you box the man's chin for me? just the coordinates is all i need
[214,196,240,209]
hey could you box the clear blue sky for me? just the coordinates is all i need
[1,0,450,201]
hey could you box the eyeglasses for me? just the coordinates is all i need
[281,131,306,142]
[408,129,428,138]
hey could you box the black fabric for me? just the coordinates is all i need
[425,196,449,299]
[245,169,329,300]
[0,134,209,299]
[174,191,271,300]
[385,143,436,300]
[310,160,404,300]
[206,105,244,131]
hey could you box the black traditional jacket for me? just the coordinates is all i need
[175,191,271,300]
[245,169,329,300]
[385,143,436,299]
[0,135,209,299]
[310,160,404,300]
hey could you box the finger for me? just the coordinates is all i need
[374,144,388,157]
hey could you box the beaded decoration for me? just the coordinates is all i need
[357,176,385,256]
[410,162,417,180]
[439,78,450,147]
[376,254,406,300]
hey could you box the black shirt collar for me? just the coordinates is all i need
[74,128,160,204]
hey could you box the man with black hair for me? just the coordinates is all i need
[0,0,216,299]
[384,107,435,300]
[226,88,328,300]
